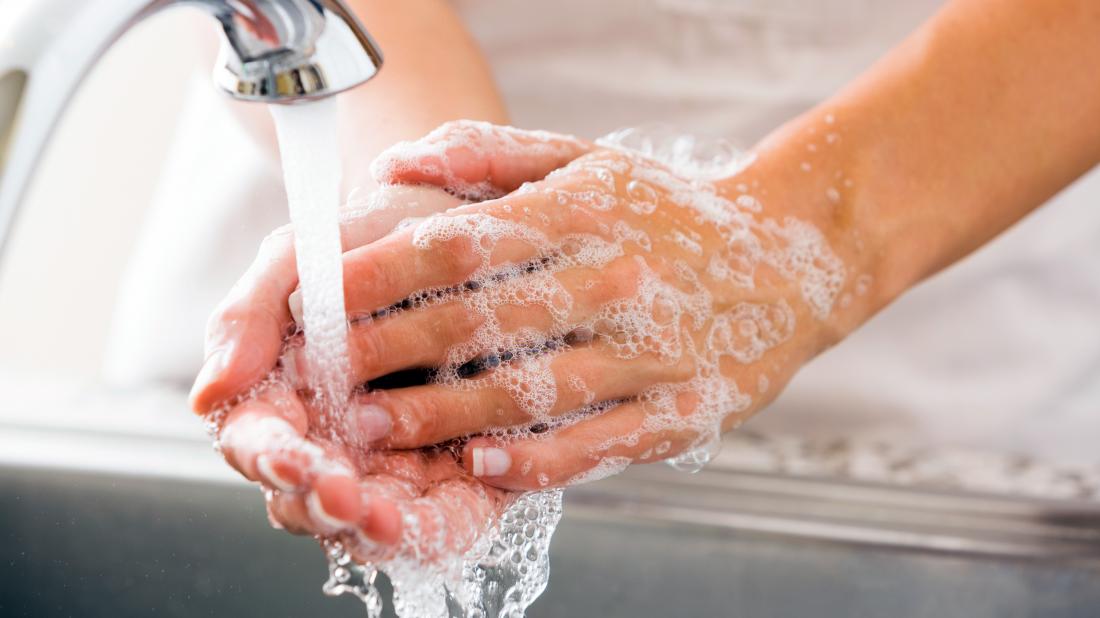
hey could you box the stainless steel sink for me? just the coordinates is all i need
[1,382,1099,617]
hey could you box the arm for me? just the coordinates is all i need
[757,0,1100,338]
[335,0,1100,485]
[192,0,1100,554]
[335,0,509,190]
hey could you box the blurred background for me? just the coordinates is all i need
[0,13,201,378]
[1,3,1099,617]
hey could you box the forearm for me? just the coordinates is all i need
[218,0,506,192]
[745,0,1100,338]
[338,0,507,190]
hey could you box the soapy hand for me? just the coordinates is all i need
[192,122,593,559]
[309,121,855,490]
[193,119,865,552]
[190,123,590,414]
[214,379,511,562]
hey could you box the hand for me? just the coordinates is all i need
[214,380,511,562]
[283,127,859,492]
[192,122,592,559]
[190,121,591,414]
[202,120,865,498]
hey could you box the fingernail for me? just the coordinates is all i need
[472,447,512,477]
[350,404,392,444]
[307,491,354,532]
[189,344,233,408]
[288,289,303,326]
[256,454,297,492]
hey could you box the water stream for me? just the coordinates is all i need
[270,99,351,418]
[270,101,560,618]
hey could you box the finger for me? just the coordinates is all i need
[350,455,444,549]
[357,492,404,548]
[286,186,464,325]
[320,478,503,565]
[397,477,509,560]
[263,460,414,547]
[371,120,591,199]
[462,400,702,491]
[191,186,462,414]
[364,344,690,450]
[265,473,366,537]
[338,196,602,323]
[342,185,464,234]
[328,255,642,388]
[190,227,297,414]
[268,465,496,559]
[307,474,364,533]
[265,491,313,535]
[217,384,309,481]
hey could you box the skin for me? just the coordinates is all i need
[192,0,508,418]
[191,0,1100,561]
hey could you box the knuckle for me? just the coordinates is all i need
[354,321,389,374]
[667,356,697,383]
[204,300,246,348]
[353,255,403,309]
[587,259,640,305]
[259,224,294,251]
[434,304,480,346]
[438,119,488,142]
[393,393,445,447]
[434,236,482,279]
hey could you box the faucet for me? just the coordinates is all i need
[0,0,383,254]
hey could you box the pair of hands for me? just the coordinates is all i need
[189,121,848,563]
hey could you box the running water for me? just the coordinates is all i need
[270,99,351,416]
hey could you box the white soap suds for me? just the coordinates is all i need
[212,121,854,618]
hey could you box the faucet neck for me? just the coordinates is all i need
[0,0,381,259]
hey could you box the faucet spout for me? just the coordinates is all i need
[213,0,383,103]
[0,0,383,257]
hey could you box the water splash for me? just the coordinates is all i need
[323,540,384,617]
[456,490,563,618]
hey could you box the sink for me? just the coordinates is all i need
[1,381,1099,617]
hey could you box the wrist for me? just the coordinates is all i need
[717,108,899,351]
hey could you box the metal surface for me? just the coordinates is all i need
[0,0,382,257]
[1,465,1099,618]
[0,383,1098,615]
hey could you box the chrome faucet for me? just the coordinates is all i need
[0,0,383,253]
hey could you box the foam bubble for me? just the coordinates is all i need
[236,122,853,618]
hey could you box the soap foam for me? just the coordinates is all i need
[213,121,856,618]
